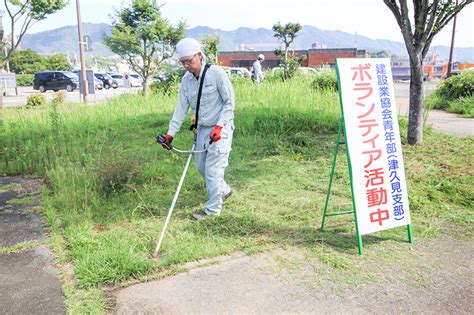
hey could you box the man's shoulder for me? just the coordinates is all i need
[182,71,194,81]
[207,65,227,77]
[207,64,223,72]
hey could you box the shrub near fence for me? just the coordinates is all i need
[312,71,338,91]
[424,70,474,117]
[16,74,34,86]
[26,93,46,107]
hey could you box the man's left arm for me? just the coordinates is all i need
[216,69,235,127]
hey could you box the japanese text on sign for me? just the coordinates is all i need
[336,58,411,235]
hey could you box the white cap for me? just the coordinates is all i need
[176,38,202,58]
[258,54,265,61]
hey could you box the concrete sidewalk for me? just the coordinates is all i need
[0,177,65,314]
[113,238,473,314]
[396,98,473,137]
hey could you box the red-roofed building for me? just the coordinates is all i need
[218,48,367,69]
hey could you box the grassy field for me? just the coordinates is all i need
[1,76,473,313]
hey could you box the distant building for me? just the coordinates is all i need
[218,48,367,69]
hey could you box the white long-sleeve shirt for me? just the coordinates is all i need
[252,60,264,84]
[167,65,235,137]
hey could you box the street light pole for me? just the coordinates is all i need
[76,0,88,102]
[446,0,459,78]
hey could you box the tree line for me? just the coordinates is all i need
[8,49,71,74]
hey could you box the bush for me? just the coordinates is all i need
[264,70,284,83]
[16,74,34,86]
[150,64,185,95]
[97,155,142,195]
[149,78,180,95]
[447,96,474,117]
[26,93,46,107]
[52,91,67,105]
[437,70,474,100]
[312,71,338,91]
[425,70,474,117]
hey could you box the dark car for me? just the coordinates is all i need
[33,71,78,93]
[94,72,118,89]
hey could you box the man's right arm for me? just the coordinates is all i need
[167,84,190,137]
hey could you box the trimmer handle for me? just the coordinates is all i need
[156,134,166,144]
[209,135,216,145]
[156,134,173,150]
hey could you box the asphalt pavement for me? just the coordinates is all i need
[1,86,141,107]
[0,177,65,315]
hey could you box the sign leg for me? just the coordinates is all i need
[321,120,343,231]
[407,224,413,243]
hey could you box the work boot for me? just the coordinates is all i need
[192,211,211,221]
[222,187,233,201]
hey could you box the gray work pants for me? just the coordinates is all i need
[194,123,233,216]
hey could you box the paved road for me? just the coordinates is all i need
[1,86,142,107]
[394,81,474,137]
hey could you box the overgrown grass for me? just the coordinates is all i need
[2,77,473,312]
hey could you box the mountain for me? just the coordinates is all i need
[22,23,112,57]
[22,23,474,62]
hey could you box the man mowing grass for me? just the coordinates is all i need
[159,37,235,221]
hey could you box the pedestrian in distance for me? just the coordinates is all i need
[159,37,235,221]
[252,54,265,85]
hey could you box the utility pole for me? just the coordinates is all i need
[76,0,88,102]
[446,0,458,78]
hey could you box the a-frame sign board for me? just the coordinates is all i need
[321,58,413,255]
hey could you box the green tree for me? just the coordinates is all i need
[371,50,391,58]
[9,49,46,74]
[383,0,473,145]
[1,0,68,70]
[47,54,72,71]
[201,34,220,65]
[104,0,185,94]
[272,22,303,80]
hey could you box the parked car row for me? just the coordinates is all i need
[95,72,119,89]
[71,70,119,90]
[32,70,146,93]
[107,72,143,87]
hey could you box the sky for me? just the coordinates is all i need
[9,0,474,48]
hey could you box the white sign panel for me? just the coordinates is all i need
[336,58,411,235]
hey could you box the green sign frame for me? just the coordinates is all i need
[320,60,413,255]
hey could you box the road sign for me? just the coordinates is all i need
[78,70,95,95]
[83,35,92,52]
